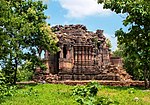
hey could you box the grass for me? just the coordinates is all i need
[1,83,150,105]
[98,86,150,105]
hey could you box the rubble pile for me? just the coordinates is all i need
[100,65,132,81]
[33,68,59,83]
[45,74,59,82]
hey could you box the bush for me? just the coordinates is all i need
[17,61,47,82]
[17,69,33,82]
[0,71,7,99]
[0,71,16,103]
[73,81,99,97]
[72,81,119,105]
[17,61,34,82]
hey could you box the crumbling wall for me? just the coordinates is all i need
[37,24,132,82]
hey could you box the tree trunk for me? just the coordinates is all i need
[144,66,149,89]
[13,57,18,85]
[144,78,149,89]
[144,49,150,89]
[148,77,150,88]
[148,69,150,88]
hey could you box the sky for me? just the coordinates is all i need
[44,0,127,51]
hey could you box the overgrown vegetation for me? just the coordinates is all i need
[72,82,119,105]
[0,0,58,85]
[113,44,144,80]
[1,83,150,105]
[0,0,59,101]
[98,0,150,88]
[0,71,16,103]
[17,61,34,82]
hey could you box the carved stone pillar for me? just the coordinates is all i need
[74,47,78,64]
[77,47,79,65]
[78,46,82,65]
[71,47,74,63]
[60,45,63,59]
[86,47,88,66]
[66,45,72,59]
[89,47,92,66]
[91,47,94,65]
[84,47,86,66]
[81,47,83,72]
[66,50,70,59]
[44,50,50,73]
[89,47,91,60]
[82,47,84,62]
[88,47,90,66]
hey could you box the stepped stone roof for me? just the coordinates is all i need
[52,24,106,48]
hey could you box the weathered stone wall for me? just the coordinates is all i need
[40,24,132,81]
[110,57,123,67]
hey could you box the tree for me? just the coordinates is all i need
[113,44,144,80]
[0,0,58,84]
[98,0,150,88]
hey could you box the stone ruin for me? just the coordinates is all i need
[34,24,131,82]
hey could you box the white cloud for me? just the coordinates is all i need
[58,0,112,18]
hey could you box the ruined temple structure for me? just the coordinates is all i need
[41,24,131,81]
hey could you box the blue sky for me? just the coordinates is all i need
[44,0,126,51]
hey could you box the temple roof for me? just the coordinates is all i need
[52,24,107,47]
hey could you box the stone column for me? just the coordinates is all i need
[83,47,85,66]
[86,47,88,66]
[74,47,78,64]
[77,47,79,65]
[66,50,70,59]
[66,45,72,59]
[89,47,91,60]
[89,47,92,65]
[59,45,63,71]
[71,47,74,64]
[81,47,83,72]
[76,46,79,73]
[79,46,82,65]
[44,50,50,74]
[91,48,93,65]
[82,47,84,62]
[60,45,63,59]
[88,47,90,66]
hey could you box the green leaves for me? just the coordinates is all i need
[72,82,119,105]
[98,0,150,87]
[73,82,99,97]
[0,0,58,85]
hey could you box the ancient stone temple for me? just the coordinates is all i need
[42,24,131,81]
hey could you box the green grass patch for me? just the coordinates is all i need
[1,84,150,105]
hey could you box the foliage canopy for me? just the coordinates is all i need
[0,0,58,84]
[98,0,150,88]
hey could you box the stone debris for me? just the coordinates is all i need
[33,70,59,83]
[101,65,132,81]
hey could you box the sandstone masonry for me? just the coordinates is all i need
[36,24,131,82]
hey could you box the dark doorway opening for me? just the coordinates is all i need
[54,51,60,74]
[63,45,67,58]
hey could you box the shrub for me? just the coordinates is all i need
[17,69,33,82]
[73,81,99,97]
[72,81,119,105]
[0,71,16,103]
[17,61,34,82]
